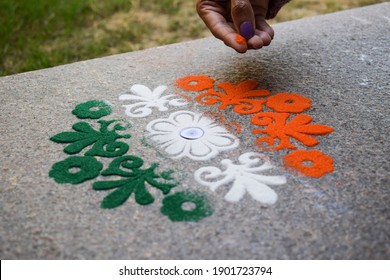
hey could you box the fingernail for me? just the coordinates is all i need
[240,21,254,40]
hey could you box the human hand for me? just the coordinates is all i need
[196,0,274,53]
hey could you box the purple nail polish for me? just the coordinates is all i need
[240,21,254,40]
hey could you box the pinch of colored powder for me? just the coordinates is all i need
[235,34,246,45]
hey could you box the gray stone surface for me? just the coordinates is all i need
[0,3,389,259]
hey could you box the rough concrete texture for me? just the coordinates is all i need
[0,3,389,259]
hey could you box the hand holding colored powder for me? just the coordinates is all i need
[196,0,291,53]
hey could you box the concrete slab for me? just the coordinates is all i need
[0,3,389,259]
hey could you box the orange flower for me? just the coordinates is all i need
[266,92,311,113]
[175,75,215,92]
[283,150,334,178]
[196,80,270,114]
[251,112,334,150]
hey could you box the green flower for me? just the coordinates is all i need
[49,156,103,184]
[161,191,213,222]
[72,100,112,119]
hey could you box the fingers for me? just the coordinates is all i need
[230,0,255,40]
[254,19,274,46]
[196,0,274,53]
[197,0,248,53]
[240,8,275,50]
[246,2,274,49]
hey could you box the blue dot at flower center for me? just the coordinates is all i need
[180,127,204,140]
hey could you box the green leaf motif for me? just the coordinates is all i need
[93,155,177,209]
[50,120,131,157]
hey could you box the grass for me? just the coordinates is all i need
[0,0,387,77]
[269,0,387,22]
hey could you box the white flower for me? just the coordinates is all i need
[119,84,187,117]
[146,110,239,160]
[194,152,286,205]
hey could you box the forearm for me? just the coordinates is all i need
[266,0,291,19]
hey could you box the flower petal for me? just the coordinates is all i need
[164,138,189,157]
[148,121,178,134]
[152,85,168,97]
[246,182,278,205]
[190,140,213,157]
[224,180,246,202]
[146,111,239,160]
[130,84,154,99]
[173,111,196,126]
[206,134,238,148]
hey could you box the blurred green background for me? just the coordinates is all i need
[0,0,386,76]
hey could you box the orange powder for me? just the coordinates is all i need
[235,34,246,45]
[175,75,215,92]
[283,150,334,178]
[203,112,242,134]
[266,92,311,113]
[251,112,334,150]
[196,80,269,115]
[173,91,192,101]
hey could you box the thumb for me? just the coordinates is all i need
[231,0,255,40]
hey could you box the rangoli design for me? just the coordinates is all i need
[175,75,215,92]
[72,100,113,119]
[49,156,103,185]
[49,75,335,222]
[93,156,177,209]
[119,84,187,118]
[251,112,334,150]
[265,92,311,113]
[145,110,239,160]
[49,100,196,221]
[196,80,270,114]
[175,75,335,178]
[160,191,213,222]
[50,120,131,157]
[194,152,286,205]
[283,150,334,178]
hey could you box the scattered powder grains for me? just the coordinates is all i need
[235,34,246,45]
[203,112,242,134]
